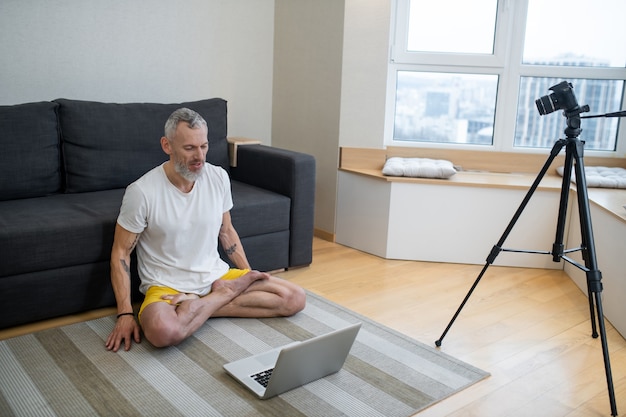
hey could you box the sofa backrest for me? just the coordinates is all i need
[55,98,229,193]
[0,101,62,201]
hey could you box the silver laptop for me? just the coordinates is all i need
[223,322,361,399]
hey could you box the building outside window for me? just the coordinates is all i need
[388,0,626,154]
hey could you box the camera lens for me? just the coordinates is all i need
[535,94,557,115]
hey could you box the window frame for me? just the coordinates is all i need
[385,0,626,156]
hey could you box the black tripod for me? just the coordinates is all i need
[435,109,618,416]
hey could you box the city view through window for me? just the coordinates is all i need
[392,0,626,151]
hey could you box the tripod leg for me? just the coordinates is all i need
[435,140,566,347]
[558,142,598,337]
[436,262,490,347]
[585,278,599,338]
[572,140,600,337]
[592,291,618,416]
[551,143,574,262]
[571,139,618,416]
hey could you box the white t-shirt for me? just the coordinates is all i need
[117,162,233,296]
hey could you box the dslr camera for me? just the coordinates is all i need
[535,81,584,116]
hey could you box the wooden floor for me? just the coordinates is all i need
[2,238,625,416]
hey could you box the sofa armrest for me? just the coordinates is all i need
[230,145,316,268]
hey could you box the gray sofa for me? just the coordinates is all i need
[0,98,315,329]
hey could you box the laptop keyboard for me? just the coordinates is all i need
[251,368,274,387]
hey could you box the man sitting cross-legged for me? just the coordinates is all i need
[105,108,306,352]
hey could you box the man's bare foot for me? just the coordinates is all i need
[211,270,270,298]
[161,292,200,305]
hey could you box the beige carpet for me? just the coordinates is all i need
[0,291,488,416]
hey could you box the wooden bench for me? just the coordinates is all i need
[339,146,626,221]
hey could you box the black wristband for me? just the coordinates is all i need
[116,312,134,319]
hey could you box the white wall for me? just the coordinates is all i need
[338,0,391,149]
[0,0,275,141]
[272,0,345,236]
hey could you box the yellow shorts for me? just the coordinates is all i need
[138,268,250,323]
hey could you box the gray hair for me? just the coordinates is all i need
[164,108,208,140]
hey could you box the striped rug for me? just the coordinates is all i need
[0,291,488,417]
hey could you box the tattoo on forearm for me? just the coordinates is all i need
[120,259,131,278]
[130,235,140,252]
[225,244,237,256]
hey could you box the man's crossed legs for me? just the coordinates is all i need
[138,270,306,347]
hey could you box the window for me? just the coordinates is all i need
[394,72,498,145]
[406,0,497,54]
[388,0,626,153]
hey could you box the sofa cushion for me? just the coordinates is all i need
[0,101,61,201]
[56,98,229,193]
[0,262,123,329]
[557,165,626,189]
[382,157,457,179]
[232,232,290,272]
[0,189,126,278]
[230,181,291,237]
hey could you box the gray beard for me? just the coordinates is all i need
[175,160,202,182]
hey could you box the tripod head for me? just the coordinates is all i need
[563,106,589,139]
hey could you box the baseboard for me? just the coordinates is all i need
[314,228,335,242]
